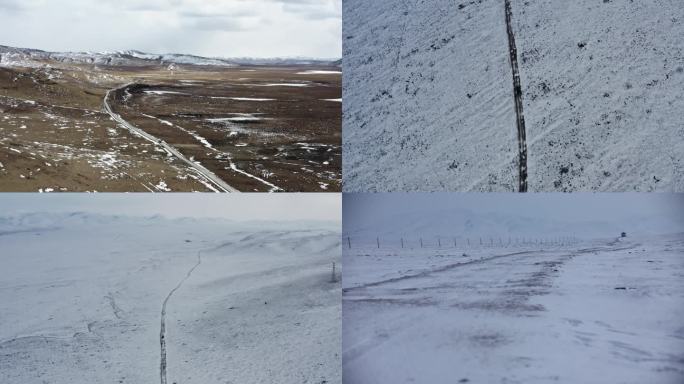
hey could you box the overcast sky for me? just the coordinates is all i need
[344,193,684,233]
[0,194,341,222]
[0,0,341,58]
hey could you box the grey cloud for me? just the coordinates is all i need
[0,0,26,12]
[189,17,248,32]
[282,6,340,20]
[269,0,341,19]
[180,9,259,19]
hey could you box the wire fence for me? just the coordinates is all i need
[343,235,581,250]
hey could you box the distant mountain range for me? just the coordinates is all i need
[0,45,341,68]
[0,211,340,234]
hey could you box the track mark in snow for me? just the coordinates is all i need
[159,251,202,384]
[344,250,542,293]
[504,0,528,192]
[105,292,125,319]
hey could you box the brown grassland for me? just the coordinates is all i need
[0,63,340,192]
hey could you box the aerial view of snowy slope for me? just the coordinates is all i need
[343,0,684,192]
[0,194,341,384]
[0,0,342,192]
[342,193,684,383]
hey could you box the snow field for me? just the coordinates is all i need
[0,213,341,384]
[343,234,684,383]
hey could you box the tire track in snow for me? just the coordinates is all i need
[504,0,528,192]
[344,240,637,295]
[343,250,542,293]
[159,251,202,384]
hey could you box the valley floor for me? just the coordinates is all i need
[0,63,341,192]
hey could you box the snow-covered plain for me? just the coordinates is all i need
[343,234,684,383]
[342,193,684,383]
[0,213,341,384]
[342,0,684,192]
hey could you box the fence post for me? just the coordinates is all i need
[401,237,404,248]
[347,236,351,249]
[377,236,380,249]
[420,238,423,248]
[331,262,336,282]
[438,237,441,248]
[454,238,457,247]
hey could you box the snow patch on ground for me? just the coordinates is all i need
[207,113,270,123]
[297,70,342,75]
[229,97,275,101]
[143,90,188,96]
[253,83,310,87]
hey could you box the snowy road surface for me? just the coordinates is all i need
[343,235,684,383]
[0,213,340,384]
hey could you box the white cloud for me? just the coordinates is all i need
[0,0,341,58]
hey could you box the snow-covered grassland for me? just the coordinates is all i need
[343,0,684,192]
[342,194,684,383]
[0,212,341,384]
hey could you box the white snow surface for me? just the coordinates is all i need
[296,70,342,75]
[343,233,684,383]
[207,114,269,123]
[342,0,684,192]
[229,97,275,101]
[143,90,188,96]
[255,83,311,87]
[0,212,341,384]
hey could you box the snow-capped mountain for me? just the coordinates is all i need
[0,45,341,68]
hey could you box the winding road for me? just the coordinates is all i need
[103,84,240,193]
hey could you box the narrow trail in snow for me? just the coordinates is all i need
[504,0,529,192]
[343,250,542,293]
[159,251,202,384]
